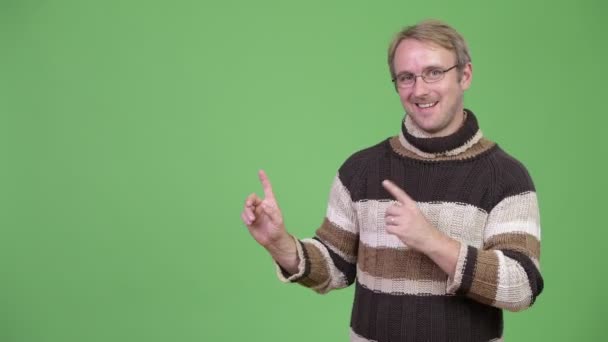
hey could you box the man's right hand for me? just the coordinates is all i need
[241,170,299,273]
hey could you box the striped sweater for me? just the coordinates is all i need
[276,110,543,342]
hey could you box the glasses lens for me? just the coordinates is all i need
[397,73,414,83]
[424,68,444,82]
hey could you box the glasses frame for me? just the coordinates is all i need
[392,64,459,88]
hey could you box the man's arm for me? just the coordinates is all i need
[241,170,299,274]
[241,170,360,293]
[382,180,460,277]
[382,180,543,312]
[446,191,543,311]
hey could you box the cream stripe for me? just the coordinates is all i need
[326,175,358,234]
[357,267,448,295]
[356,200,487,248]
[350,328,376,342]
[355,199,405,248]
[494,251,533,311]
[404,114,433,138]
[485,221,540,240]
[485,192,540,239]
[303,238,349,293]
[420,201,487,247]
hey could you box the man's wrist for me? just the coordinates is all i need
[422,230,460,277]
[265,233,295,255]
[266,234,300,274]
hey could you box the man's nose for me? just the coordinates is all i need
[412,77,430,97]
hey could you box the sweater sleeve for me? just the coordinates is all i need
[275,173,359,294]
[446,157,544,311]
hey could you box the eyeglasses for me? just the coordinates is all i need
[392,64,459,88]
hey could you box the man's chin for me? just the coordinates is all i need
[409,115,439,132]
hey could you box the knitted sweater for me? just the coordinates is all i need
[277,110,543,342]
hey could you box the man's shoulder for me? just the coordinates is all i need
[340,139,389,168]
[336,139,389,182]
[344,139,388,164]
[488,144,536,196]
[490,145,532,175]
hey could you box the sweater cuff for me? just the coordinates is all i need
[274,236,307,283]
[446,242,470,294]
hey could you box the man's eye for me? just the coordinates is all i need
[398,74,414,82]
[428,69,443,77]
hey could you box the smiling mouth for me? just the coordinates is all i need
[416,102,438,109]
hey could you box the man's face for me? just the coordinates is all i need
[393,39,472,137]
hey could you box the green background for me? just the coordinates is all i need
[1,0,606,341]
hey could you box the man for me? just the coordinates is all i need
[241,19,543,342]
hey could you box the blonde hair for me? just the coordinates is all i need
[387,19,471,79]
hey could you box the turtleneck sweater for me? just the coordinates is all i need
[276,109,543,342]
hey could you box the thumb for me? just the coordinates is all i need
[382,180,414,205]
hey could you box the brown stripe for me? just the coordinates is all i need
[468,250,499,306]
[485,232,540,260]
[358,243,447,281]
[315,218,359,259]
[298,241,330,288]
[389,136,496,161]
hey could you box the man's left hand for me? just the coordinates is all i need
[382,179,442,253]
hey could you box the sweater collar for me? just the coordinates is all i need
[399,109,483,158]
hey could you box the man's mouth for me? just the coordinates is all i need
[416,102,438,109]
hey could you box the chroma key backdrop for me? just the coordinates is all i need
[0,0,606,341]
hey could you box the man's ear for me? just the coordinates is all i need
[460,62,473,90]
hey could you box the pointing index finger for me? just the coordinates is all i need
[258,169,276,200]
[382,180,413,204]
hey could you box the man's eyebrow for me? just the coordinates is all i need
[395,71,414,77]
[396,65,445,76]
[422,65,446,70]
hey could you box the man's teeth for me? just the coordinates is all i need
[417,102,437,109]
